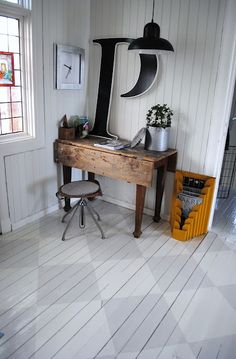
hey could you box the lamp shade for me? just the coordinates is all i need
[128,21,174,53]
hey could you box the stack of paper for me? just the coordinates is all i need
[94,140,130,150]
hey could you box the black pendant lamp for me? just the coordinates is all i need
[128,0,174,54]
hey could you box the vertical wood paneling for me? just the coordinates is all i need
[173,0,191,161]
[186,0,214,172]
[5,156,18,223]
[198,0,226,174]
[5,149,49,223]
[164,0,180,149]
[179,0,206,170]
[2,0,233,228]
[88,0,228,215]
[3,0,90,227]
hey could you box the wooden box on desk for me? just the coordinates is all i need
[58,127,75,140]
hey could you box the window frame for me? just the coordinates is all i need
[0,0,35,143]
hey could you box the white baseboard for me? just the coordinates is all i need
[101,195,170,221]
[0,217,12,234]
[11,203,60,231]
[10,197,170,232]
[101,195,153,215]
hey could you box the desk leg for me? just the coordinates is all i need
[87,172,96,201]
[88,172,95,181]
[133,185,146,238]
[63,165,72,212]
[153,161,168,222]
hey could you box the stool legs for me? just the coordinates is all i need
[87,202,101,221]
[79,200,86,229]
[86,203,105,239]
[62,202,80,241]
[61,199,105,240]
[61,200,81,223]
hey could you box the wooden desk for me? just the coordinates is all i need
[54,137,177,238]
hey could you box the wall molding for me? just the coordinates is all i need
[11,203,60,231]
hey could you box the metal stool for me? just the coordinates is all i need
[57,180,105,241]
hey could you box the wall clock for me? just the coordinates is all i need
[54,44,85,90]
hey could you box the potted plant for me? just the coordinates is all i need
[69,115,91,138]
[144,104,173,151]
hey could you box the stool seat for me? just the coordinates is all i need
[60,180,100,198]
[57,180,105,241]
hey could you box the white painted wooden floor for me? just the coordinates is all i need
[0,197,236,359]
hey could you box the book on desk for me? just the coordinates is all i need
[93,139,130,150]
[93,127,147,150]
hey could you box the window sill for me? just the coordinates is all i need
[0,131,45,157]
[0,132,34,145]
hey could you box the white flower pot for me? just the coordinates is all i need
[145,127,170,151]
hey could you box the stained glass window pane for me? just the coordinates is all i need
[0,88,10,103]
[1,119,12,134]
[13,53,20,69]
[0,15,23,136]
[11,87,21,101]
[14,70,21,86]
[13,117,22,132]
[12,102,22,117]
[8,35,19,52]
[0,103,11,118]
[8,18,18,36]
[0,16,8,34]
[0,34,8,51]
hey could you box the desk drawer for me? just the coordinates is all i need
[56,143,154,187]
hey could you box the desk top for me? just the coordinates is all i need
[56,137,177,164]
[55,137,177,187]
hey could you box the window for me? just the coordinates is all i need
[0,15,23,135]
[0,0,32,138]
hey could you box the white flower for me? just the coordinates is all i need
[146,104,173,128]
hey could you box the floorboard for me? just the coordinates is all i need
[0,198,236,359]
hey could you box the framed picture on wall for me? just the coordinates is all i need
[0,52,15,86]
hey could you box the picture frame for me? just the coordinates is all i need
[54,44,85,90]
[0,52,15,87]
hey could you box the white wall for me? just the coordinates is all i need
[0,0,90,231]
[1,0,236,231]
[88,0,234,216]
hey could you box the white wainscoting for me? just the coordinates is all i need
[0,0,90,231]
[88,0,230,216]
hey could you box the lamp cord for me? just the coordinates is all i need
[151,0,155,22]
